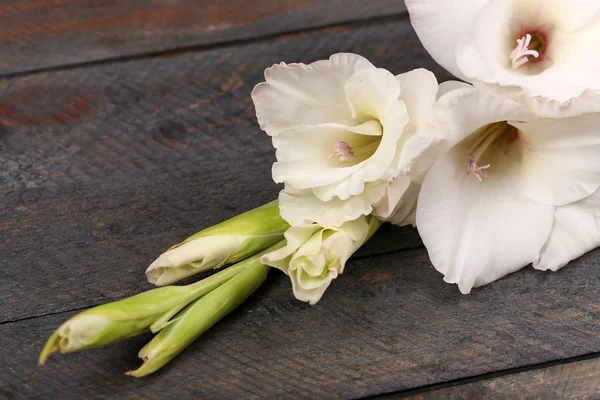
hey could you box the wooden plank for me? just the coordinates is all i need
[3,12,599,399]
[394,357,600,399]
[0,17,451,192]
[0,18,441,322]
[0,0,407,76]
[2,247,600,398]
[0,156,422,323]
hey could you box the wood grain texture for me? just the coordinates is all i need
[395,357,600,400]
[0,156,422,323]
[0,17,450,192]
[0,0,406,75]
[3,248,600,398]
[0,18,439,323]
[2,9,600,400]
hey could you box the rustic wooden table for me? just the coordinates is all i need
[2,1,600,399]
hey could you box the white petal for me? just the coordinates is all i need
[514,113,600,205]
[581,188,600,208]
[395,68,439,126]
[436,80,473,99]
[319,120,383,136]
[515,90,600,118]
[543,29,600,98]
[454,0,512,84]
[279,182,387,227]
[435,87,535,150]
[534,191,600,271]
[260,225,321,273]
[251,53,374,136]
[344,68,400,120]
[371,176,411,220]
[416,146,554,294]
[526,0,600,32]
[388,182,421,227]
[405,0,489,81]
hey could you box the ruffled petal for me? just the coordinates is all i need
[252,53,374,136]
[416,145,554,294]
[279,182,387,227]
[514,90,600,118]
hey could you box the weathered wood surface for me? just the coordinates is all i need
[0,18,440,324]
[0,0,406,76]
[0,17,447,192]
[2,7,600,400]
[3,248,600,398]
[0,157,422,323]
[395,357,600,399]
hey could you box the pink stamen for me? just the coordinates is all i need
[510,34,540,69]
[466,154,490,182]
[329,141,355,161]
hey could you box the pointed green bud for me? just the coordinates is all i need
[146,200,288,286]
[128,242,282,377]
[39,259,253,365]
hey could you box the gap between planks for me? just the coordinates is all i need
[366,350,600,399]
[0,12,408,81]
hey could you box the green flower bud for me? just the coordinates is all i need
[39,259,252,365]
[146,200,288,286]
[127,242,282,377]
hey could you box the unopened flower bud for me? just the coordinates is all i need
[261,215,381,305]
[146,200,288,286]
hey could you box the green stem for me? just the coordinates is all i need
[129,241,284,377]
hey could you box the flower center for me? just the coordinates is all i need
[465,122,517,182]
[329,141,354,161]
[466,154,491,182]
[508,27,550,73]
[510,34,540,69]
[329,140,380,162]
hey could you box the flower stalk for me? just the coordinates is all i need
[128,242,283,377]
[38,259,254,365]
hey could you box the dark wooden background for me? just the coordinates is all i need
[1,1,599,398]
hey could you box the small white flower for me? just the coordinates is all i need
[261,215,381,305]
[415,84,600,293]
[406,0,600,101]
[252,53,442,227]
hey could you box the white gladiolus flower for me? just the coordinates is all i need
[261,215,381,305]
[406,0,600,101]
[415,84,600,294]
[252,53,443,227]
